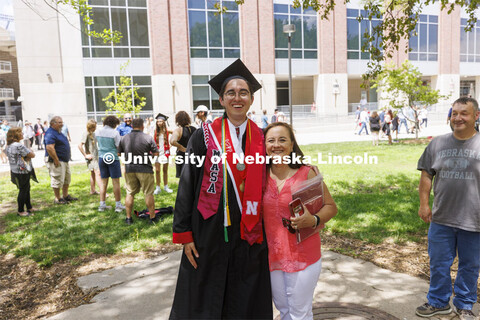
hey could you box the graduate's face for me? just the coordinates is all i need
[219,79,254,125]
[265,125,294,158]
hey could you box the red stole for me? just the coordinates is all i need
[197,117,265,245]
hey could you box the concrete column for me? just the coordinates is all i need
[253,74,276,113]
[152,74,192,117]
[475,76,480,102]
[317,2,348,115]
[435,74,460,112]
[314,74,348,116]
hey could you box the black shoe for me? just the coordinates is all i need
[64,195,78,202]
[148,217,158,224]
[125,217,133,225]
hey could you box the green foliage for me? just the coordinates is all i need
[102,61,146,118]
[372,60,449,138]
[53,0,122,44]
[372,60,447,108]
[213,0,244,14]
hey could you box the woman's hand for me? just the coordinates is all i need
[290,206,316,229]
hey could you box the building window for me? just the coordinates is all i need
[460,19,480,62]
[409,14,438,61]
[81,0,149,58]
[192,75,222,110]
[84,75,153,120]
[347,9,382,60]
[274,2,317,59]
[187,0,240,58]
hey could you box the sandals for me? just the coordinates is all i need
[17,211,34,217]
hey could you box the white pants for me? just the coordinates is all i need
[270,259,322,320]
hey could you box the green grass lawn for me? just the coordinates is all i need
[0,140,431,266]
[302,141,429,244]
[0,164,177,266]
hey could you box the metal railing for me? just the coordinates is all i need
[0,61,12,73]
[277,105,316,119]
[0,88,14,100]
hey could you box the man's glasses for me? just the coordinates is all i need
[124,117,131,120]
[224,90,250,99]
[282,218,296,234]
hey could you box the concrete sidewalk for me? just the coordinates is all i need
[47,250,477,320]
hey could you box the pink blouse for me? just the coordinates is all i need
[263,166,321,273]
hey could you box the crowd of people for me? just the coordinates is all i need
[354,105,430,145]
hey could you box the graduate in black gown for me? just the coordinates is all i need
[170,59,272,319]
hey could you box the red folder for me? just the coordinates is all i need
[289,173,324,243]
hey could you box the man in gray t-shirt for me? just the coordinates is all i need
[415,97,480,318]
[118,118,159,225]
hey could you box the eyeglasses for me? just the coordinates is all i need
[282,218,296,234]
[124,117,132,120]
[224,90,250,99]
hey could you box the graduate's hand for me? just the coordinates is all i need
[184,242,199,269]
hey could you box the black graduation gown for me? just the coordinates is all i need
[169,128,272,320]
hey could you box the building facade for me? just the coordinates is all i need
[9,0,480,141]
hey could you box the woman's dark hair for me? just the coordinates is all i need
[175,111,192,127]
[387,109,394,119]
[6,127,22,145]
[103,115,120,128]
[219,77,254,98]
[264,122,304,169]
[155,119,168,145]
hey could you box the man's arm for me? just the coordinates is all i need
[46,144,60,167]
[418,170,433,223]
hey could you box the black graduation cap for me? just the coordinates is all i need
[155,113,169,121]
[208,59,262,95]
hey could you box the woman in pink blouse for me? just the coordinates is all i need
[263,122,338,319]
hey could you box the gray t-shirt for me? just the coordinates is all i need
[417,133,480,232]
[118,130,158,173]
[6,142,31,174]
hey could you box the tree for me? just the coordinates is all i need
[23,0,121,44]
[372,60,449,139]
[102,61,146,118]
[219,0,479,80]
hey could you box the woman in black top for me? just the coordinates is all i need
[369,111,381,146]
[170,111,196,178]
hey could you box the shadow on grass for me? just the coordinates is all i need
[328,173,428,244]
